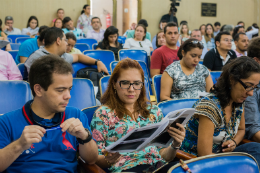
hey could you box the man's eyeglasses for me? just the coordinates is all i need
[237,79,259,92]
[118,80,144,90]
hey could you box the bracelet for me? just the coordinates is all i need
[231,139,237,147]
[170,142,182,150]
[104,156,112,167]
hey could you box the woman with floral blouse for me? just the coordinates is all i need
[90,59,186,173]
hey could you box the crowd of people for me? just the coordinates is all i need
[1,4,260,173]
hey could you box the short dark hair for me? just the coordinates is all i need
[248,37,260,59]
[164,22,178,34]
[180,20,187,26]
[66,32,77,42]
[62,17,72,26]
[177,38,204,60]
[232,25,244,39]
[27,16,38,28]
[44,27,64,47]
[29,54,73,97]
[214,22,221,27]
[38,26,49,42]
[135,24,147,41]
[161,20,167,24]
[138,19,148,27]
[215,31,231,46]
[234,33,246,42]
[91,17,101,23]
[237,21,245,25]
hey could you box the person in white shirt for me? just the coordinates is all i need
[3,16,21,35]
[123,24,153,56]
[21,16,39,36]
[77,4,93,35]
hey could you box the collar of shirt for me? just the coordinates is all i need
[220,54,231,65]
[235,49,247,57]
[31,109,61,126]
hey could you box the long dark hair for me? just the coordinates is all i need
[27,16,38,28]
[101,26,119,49]
[81,4,89,14]
[210,56,260,108]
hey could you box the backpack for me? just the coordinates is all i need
[76,67,104,100]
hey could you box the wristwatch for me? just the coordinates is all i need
[170,142,182,150]
[95,59,100,65]
[77,128,92,145]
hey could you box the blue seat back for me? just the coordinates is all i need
[92,43,98,50]
[7,35,30,43]
[8,38,12,43]
[117,38,123,44]
[76,39,98,50]
[83,50,115,75]
[74,43,90,52]
[152,75,162,103]
[158,99,198,117]
[16,37,32,44]
[118,36,126,44]
[10,43,21,50]
[72,63,93,77]
[169,153,259,173]
[210,71,222,85]
[100,76,150,100]
[110,61,118,73]
[199,61,203,65]
[119,49,148,65]
[81,106,99,126]
[0,81,33,114]
[68,78,96,110]
[8,51,19,61]
[17,63,26,80]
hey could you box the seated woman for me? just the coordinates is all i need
[180,56,260,163]
[21,16,39,37]
[204,23,215,50]
[53,18,63,29]
[160,39,213,101]
[96,26,123,61]
[123,24,153,56]
[65,32,82,54]
[51,8,64,27]
[0,19,7,38]
[90,59,185,173]
[155,30,166,49]
[179,23,190,44]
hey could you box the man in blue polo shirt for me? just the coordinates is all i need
[15,25,49,64]
[0,55,98,172]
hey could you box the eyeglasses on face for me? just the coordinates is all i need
[237,79,259,92]
[118,80,144,90]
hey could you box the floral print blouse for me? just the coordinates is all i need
[90,105,166,172]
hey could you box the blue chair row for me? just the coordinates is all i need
[74,43,90,52]
[99,75,150,101]
[8,50,18,61]
[118,36,126,44]
[7,35,30,43]
[76,38,98,50]
[0,79,96,114]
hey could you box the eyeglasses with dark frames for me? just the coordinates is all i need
[118,80,144,90]
[237,79,259,92]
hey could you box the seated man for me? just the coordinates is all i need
[65,32,82,54]
[0,50,22,80]
[62,17,83,39]
[234,33,249,57]
[190,29,208,59]
[203,32,237,71]
[25,27,108,74]
[126,19,151,41]
[3,16,22,35]
[86,17,105,42]
[150,22,179,78]
[245,37,260,142]
[0,55,98,172]
[15,25,49,64]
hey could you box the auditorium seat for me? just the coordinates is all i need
[67,78,96,110]
[76,38,98,50]
[81,106,99,126]
[92,43,98,50]
[17,63,27,80]
[210,71,222,84]
[0,80,33,114]
[15,37,32,44]
[74,43,90,52]
[8,50,18,61]
[169,152,259,173]
[10,43,21,50]
[152,74,162,103]
[199,60,203,65]
[72,63,92,77]
[7,35,30,43]
[83,50,115,75]
[119,49,148,66]
[157,99,199,117]
[118,36,126,44]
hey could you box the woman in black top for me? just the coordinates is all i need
[96,26,123,61]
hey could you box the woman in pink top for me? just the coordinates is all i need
[51,8,64,27]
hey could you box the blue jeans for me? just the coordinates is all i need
[234,142,260,164]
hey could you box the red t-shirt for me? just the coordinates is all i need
[150,45,179,74]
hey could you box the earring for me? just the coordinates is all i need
[114,89,117,94]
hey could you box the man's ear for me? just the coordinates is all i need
[34,84,44,97]
[215,41,220,47]
[234,41,238,47]
[56,37,61,45]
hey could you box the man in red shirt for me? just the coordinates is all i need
[150,22,179,78]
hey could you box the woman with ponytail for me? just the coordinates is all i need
[77,4,93,35]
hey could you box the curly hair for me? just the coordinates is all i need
[248,37,260,59]
[210,56,260,108]
[101,59,150,119]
